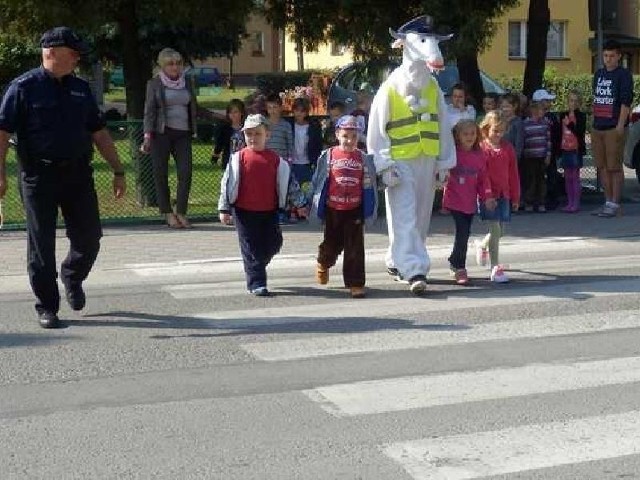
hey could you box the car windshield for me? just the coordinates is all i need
[337,62,504,96]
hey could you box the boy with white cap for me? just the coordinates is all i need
[218,114,307,296]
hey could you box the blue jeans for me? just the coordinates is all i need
[479,197,511,222]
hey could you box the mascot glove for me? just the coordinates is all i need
[381,165,402,188]
[435,169,450,188]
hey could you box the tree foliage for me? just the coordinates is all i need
[261,0,337,70]
[0,0,255,117]
[262,0,520,105]
[0,34,40,85]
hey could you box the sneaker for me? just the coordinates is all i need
[454,268,469,285]
[409,275,427,295]
[249,286,270,296]
[316,264,329,285]
[490,265,509,283]
[524,205,534,213]
[350,286,366,298]
[474,240,488,267]
[387,267,403,281]
[37,310,61,329]
[537,205,547,213]
[277,212,288,225]
[598,204,622,218]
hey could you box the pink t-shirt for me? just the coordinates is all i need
[443,147,492,215]
[561,111,579,151]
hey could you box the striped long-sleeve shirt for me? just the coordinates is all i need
[266,118,294,160]
[522,117,551,159]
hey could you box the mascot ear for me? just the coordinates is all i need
[391,39,404,49]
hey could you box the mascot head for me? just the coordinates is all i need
[389,15,453,71]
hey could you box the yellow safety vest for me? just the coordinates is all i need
[385,79,440,159]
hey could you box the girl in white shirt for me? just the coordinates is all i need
[446,82,476,128]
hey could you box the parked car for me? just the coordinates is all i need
[186,66,222,87]
[327,61,506,113]
[109,67,124,87]
[623,104,640,183]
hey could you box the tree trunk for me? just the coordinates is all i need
[523,0,550,98]
[295,36,305,71]
[116,0,151,119]
[456,50,484,111]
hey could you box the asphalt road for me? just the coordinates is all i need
[2,232,640,479]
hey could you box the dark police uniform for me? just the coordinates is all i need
[0,67,105,316]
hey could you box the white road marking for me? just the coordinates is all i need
[161,253,640,299]
[128,238,594,277]
[239,298,640,361]
[383,410,640,480]
[305,355,640,416]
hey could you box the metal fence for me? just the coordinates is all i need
[0,120,600,229]
[1,121,225,229]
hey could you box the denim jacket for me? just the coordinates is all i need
[308,147,378,227]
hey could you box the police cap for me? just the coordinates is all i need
[40,27,90,55]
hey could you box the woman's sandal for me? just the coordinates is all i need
[176,214,193,229]
[166,213,183,229]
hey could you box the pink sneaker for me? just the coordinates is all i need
[490,265,509,283]
[454,269,469,285]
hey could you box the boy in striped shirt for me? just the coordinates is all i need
[522,101,551,212]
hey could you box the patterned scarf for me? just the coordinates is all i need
[159,70,185,89]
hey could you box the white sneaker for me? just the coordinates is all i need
[409,276,428,295]
[474,240,489,267]
[490,265,509,283]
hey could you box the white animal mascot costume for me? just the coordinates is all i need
[367,15,456,294]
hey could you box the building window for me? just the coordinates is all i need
[546,21,566,58]
[250,31,264,57]
[331,42,347,56]
[508,20,567,59]
[508,21,526,58]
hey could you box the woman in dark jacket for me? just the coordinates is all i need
[141,48,198,228]
[558,90,587,213]
[212,99,246,169]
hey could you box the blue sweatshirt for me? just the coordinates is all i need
[592,66,634,130]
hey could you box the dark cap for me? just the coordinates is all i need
[40,27,90,55]
[389,15,453,41]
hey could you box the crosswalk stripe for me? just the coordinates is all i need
[304,355,640,417]
[383,410,640,480]
[162,253,640,299]
[239,298,640,361]
[128,237,594,277]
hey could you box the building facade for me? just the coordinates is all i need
[201,1,640,79]
[480,0,640,76]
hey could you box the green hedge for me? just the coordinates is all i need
[497,70,640,111]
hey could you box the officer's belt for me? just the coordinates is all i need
[34,157,85,168]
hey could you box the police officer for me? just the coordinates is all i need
[0,27,126,328]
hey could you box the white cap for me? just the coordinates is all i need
[532,89,556,101]
[241,114,269,131]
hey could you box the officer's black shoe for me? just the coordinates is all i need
[38,310,61,329]
[64,283,86,311]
